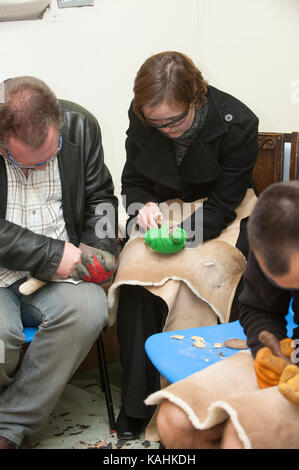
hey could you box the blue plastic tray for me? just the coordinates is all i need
[145,306,297,384]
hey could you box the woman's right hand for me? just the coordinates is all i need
[137,202,163,230]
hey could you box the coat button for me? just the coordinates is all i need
[224,113,233,122]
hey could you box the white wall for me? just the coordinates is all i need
[197,0,299,134]
[0,0,298,194]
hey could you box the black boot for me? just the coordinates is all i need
[116,407,147,440]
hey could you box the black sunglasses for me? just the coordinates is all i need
[145,110,188,129]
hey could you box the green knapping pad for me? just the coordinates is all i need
[144,225,187,254]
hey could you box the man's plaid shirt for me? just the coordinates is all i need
[0,158,69,287]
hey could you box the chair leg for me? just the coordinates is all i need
[96,333,116,433]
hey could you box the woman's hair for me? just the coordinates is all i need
[133,51,208,124]
[248,180,299,276]
[0,76,62,148]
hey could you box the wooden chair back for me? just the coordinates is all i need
[253,132,299,193]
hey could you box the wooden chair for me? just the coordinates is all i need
[253,132,299,193]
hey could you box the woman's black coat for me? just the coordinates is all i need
[121,85,259,244]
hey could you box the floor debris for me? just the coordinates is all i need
[30,366,159,450]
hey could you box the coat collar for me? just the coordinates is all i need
[201,86,229,142]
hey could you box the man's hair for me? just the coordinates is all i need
[0,76,62,148]
[133,51,208,124]
[248,180,299,276]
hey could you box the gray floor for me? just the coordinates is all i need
[30,363,159,450]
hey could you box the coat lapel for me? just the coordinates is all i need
[57,137,81,242]
[58,137,81,199]
[179,134,221,183]
[201,86,229,142]
[131,127,184,191]
[0,156,7,219]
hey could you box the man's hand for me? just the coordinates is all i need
[279,364,299,405]
[254,347,287,389]
[72,250,116,284]
[55,242,82,279]
[254,331,293,389]
[255,331,299,405]
[137,202,163,230]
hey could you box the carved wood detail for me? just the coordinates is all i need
[258,134,281,151]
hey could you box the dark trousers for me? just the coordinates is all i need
[117,285,168,419]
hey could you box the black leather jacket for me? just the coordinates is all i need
[0,100,118,282]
